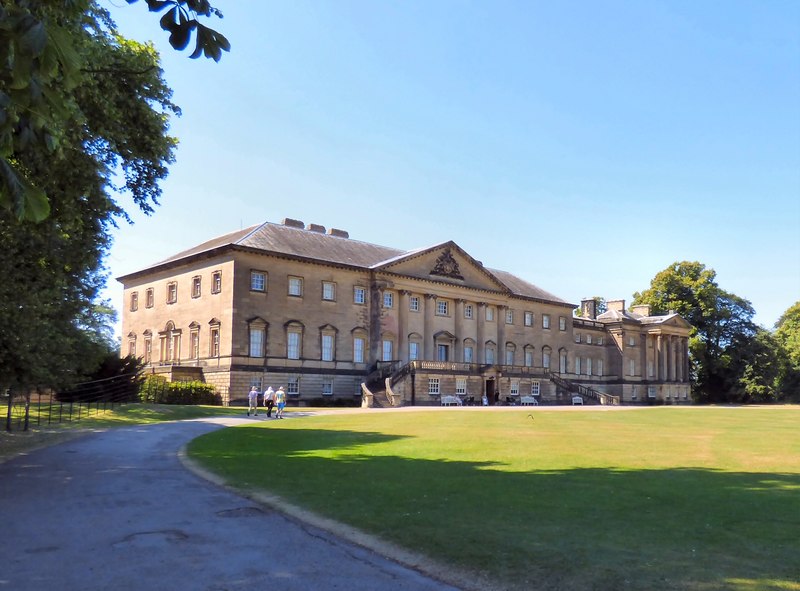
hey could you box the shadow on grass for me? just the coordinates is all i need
[190,427,800,591]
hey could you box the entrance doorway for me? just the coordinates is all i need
[485,378,496,405]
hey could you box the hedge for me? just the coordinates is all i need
[139,375,222,405]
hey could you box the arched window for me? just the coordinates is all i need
[381,331,395,362]
[505,342,516,366]
[208,319,220,358]
[485,341,496,365]
[248,317,268,358]
[159,321,181,363]
[542,346,551,369]
[285,320,304,360]
[524,345,535,367]
[408,332,423,361]
[463,338,476,363]
[351,327,367,364]
[319,324,338,362]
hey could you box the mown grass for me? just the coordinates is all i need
[0,403,246,461]
[188,407,800,591]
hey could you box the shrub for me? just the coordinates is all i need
[139,376,222,405]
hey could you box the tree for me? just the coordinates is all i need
[774,301,800,401]
[0,0,228,221]
[632,261,758,402]
[1,3,179,421]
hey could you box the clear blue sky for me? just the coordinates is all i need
[104,0,800,332]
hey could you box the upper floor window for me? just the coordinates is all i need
[322,281,336,301]
[464,304,474,319]
[628,335,636,347]
[524,349,533,367]
[597,336,604,346]
[383,291,394,308]
[559,316,566,331]
[250,271,267,292]
[409,296,420,312]
[321,333,335,361]
[542,347,551,369]
[409,341,419,361]
[190,329,200,359]
[191,276,202,298]
[249,326,265,357]
[542,314,550,329]
[288,276,303,297]
[145,288,154,308]
[209,324,220,357]
[353,336,365,363]
[486,307,495,322]
[586,334,593,344]
[524,311,533,326]
[464,345,474,363]
[354,286,366,305]
[382,339,393,361]
[166,282,177,304]
[506,310,513,324]
[287,330,302,359]
[437,300,449,316]
[575,333,581,343]
[211,271,222,294]
[130,292,138,312]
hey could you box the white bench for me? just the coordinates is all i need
[520,396,539,406]
[572,395,583,405]
[440,395,462,406]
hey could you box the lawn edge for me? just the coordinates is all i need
[178,444,499,591]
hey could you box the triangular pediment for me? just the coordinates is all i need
[374,242,506,291]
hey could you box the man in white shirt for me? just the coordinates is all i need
[264,386,275,418]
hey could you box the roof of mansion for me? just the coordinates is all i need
[119,220,572,305]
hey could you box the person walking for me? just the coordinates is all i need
[275,386,286,419]
[247,386,259,416]
[263,386,275,418]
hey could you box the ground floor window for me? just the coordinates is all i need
[510,380,519,396]
[287,376,300,396]
[456,378,466,395]
[428,378,440,395]
[531,381,540,396]
[322,377,334,396]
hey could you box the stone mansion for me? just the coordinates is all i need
[118,219,692,406]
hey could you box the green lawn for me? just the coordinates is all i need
[188,407,800,591]
[0,403,246,461]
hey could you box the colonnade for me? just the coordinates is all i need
[643,333,690,382]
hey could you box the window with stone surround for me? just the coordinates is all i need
[383,291,393,308]
[211,271,222,294]
[436,299,449,316]
[410,296,420,312]
[288,276,303,297]
[464,304,474,319]
[145,288,154,308]
[486,306,495,322]
[559,316,566,331]
[192,276,202,298]
[354,286,366,304]
[322,377,334,396]
[542,346,551,369]
[130,292,138,312]
[166,282,177,304]
[322,281,336,301]
[524,311,533,326]
[287,376,300,396]
[542,314,550,329]
[428,378,440,395]
[506,309,513,324]
[250,271,267,292]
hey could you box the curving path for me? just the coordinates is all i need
[0,417,460,591]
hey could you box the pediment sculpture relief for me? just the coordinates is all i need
[430,248,464,280]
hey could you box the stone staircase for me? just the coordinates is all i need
[549,373,620,405]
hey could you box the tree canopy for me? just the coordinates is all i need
[633,262,797,403]
[0,2,181,393]
[0,0,228,222]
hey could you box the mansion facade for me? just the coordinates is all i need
[118,218,692,406]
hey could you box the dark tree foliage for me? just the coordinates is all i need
[0,3,179,398]
[632,261,759,403]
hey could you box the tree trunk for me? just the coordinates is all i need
[5,387,13,432]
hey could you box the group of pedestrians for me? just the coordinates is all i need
[247,385,286,419]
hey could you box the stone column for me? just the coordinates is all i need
[477,302,486,363]
[497,305,507,365]
[454,299,465,362]
[683,337,691,382]
[640,334,647,380]
[398,290,410,364]
[424,294,436,360]
[369,283,383,364]
[656,334,663,381]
